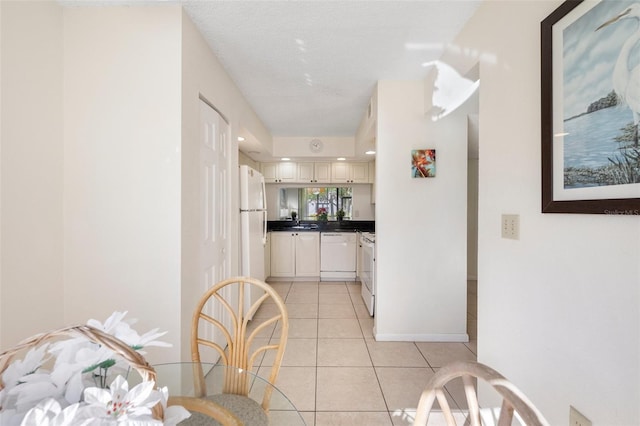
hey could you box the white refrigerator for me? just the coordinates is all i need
[239,165,267,317]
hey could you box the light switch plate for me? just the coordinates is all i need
[501,214,519,240]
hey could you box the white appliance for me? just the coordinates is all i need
[320,232,357,280]
[360,232,375,316]
[239,165,267,316]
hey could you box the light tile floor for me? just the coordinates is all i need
[257,280,478,426]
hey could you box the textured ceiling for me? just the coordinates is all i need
[60,0,482,159]
[181,0,481,138]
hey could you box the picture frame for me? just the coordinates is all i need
[541,0,640,214]
[411,149,436,178]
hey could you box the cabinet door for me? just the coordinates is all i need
[261,163,279,183]
[295,232,320,277]
[297,163,315,183]
[278,162,297,183]
[331,162,350,183]
[350,163,369,183]
[314,162,332,183]
[271,233,295,277]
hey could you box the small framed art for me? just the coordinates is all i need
[411,149,436,178]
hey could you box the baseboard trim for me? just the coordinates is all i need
[374,333,469,343]
[321,271,356,280]
[266,276,319,282]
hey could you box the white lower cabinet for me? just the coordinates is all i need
[295,232,320,277]
[270,232,320,278]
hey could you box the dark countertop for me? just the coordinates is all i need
[267,220,375,233]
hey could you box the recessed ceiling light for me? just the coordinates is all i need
[337,157,346,161]
[281,157,290,161]
[237,136,245,142]
[365,150,376,155]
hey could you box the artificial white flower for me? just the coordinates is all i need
[0,344,52,425]
[19,398,89,426]
[1,344,50,393]
[8,372,63,413]
[80,375,161,424]
[0,408,22,426]
[157,386,190,426]
[88,312,171,353]
[88,311,129,335]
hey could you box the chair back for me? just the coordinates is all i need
[191,276,289,411]
[413,361,550,426]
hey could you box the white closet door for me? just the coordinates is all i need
[199,100,231,361]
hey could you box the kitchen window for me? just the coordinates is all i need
[299,187,352,220]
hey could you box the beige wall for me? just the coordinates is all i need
[63,6,183,363]
[0,2,271,364]
[448,1,640,423]
[375,80,471,341]
[273,136,355,158]
[239,152,260,170]
[0,1,64,348]
[467,158,478,280]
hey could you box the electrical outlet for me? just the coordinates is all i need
[570,406,592,426]
[501,214,519,240]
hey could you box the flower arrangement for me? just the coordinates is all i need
[316,207,328,221]
[0,312,189,426]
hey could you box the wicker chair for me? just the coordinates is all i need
[187,276,289,426]
[0,324,163,420]
[413,361,550,426]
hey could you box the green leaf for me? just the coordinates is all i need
[82,358,116,374]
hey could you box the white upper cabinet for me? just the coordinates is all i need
[331,162,369,183]
[297,162,331,183]
[263,161,371,184]
[262,162,297,183]
[314,162,332,183]
[350,163,369,183]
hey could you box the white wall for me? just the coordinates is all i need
[63,6,183,362]
[273,136,355,159]
[446,1,640,424]
[0,1,64,348]
[375,80,469,341]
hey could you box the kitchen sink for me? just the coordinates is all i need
[291,224,319,230]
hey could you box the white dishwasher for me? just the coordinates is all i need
[320,232,357,280]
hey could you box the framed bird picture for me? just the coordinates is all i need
[541,0,640,214]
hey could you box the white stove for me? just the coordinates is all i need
[360,232,375,316]
[360,232,375,244]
